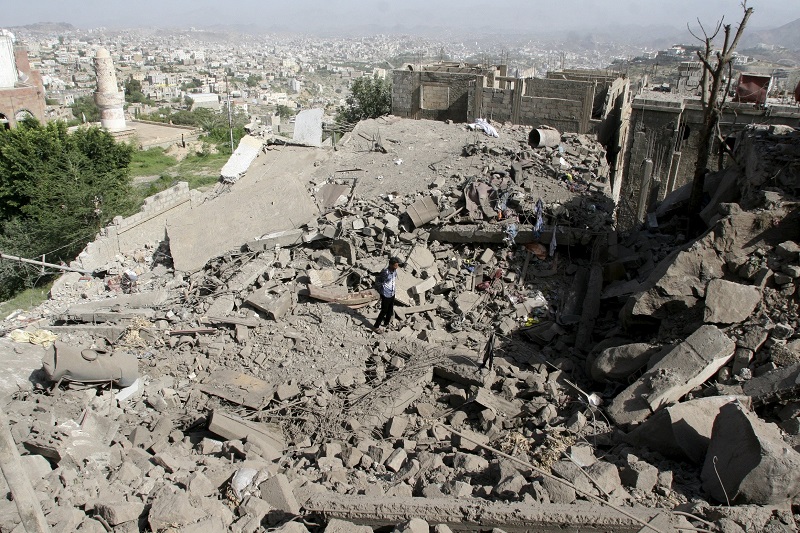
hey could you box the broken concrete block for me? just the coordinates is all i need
[405,196,439,227]
[452,428,489,452]
[384,448,407,472]
[455,291,482,314]
[207,410,285,461]
[479,248,495,264]
[703,279,761,324]
[95,501,145,526]
[743,363,800,405]
[179,516,228,533]
[541,476,577,503]
[586,461,622,495]
[590,343,659,382]
[324,518,373,532]
[395,517,430,533]
[259,473,301,514]
[148,491,198,531]
[494,474,526,497]
[453,452,489,473]
[384,416,409,439]
[186,471,216,497]
[469,387,522,418]
[153,452,194,474]
[21,454,51,480]
[625,396,752,464]
[620,461,658,492]
[276,382,301,401]
[246,290,293,320]
[410,277,436,297]
[607,325,735,426]
[566,445,596,468]
[702,402,800,505]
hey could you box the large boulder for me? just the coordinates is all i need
[702,402,800,506]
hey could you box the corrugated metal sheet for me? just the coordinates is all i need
[220,135,265,183]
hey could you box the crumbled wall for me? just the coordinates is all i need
[74,182,198,271]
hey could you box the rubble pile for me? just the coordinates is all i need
[0,119,799,532]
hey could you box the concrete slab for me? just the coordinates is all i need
[305,493,677,532]
[167,147,319,272]
[607,325,735,426]
[0,338,48,401]
[292,108,324,147]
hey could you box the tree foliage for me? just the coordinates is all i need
[124,75,150,104]
[0,120,134,298]
[70,95,101,123]
[336,75,391,125]
[246,74,263,87]
[276,104,295,119]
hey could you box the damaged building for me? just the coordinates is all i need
[0,78,800,533]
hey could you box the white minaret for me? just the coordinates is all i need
[93,48,126,131]
[0,30,18,88]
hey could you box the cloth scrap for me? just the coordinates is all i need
[469,118,499,138]
[9,329,58,348]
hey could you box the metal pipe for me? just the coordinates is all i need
[528,128,561,148]
[0,252,93,275]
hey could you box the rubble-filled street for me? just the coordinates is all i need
[1,117,799,533]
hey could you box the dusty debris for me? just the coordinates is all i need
[0,120,799,532]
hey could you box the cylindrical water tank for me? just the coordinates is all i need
[528,128,561,148]
[0,31,18,89]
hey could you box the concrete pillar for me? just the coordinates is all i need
[636,159,654,224]
[511,78,523,124]
[663,151,682,199]
[93,48,126,131]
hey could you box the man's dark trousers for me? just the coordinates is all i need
[374,294,395,328]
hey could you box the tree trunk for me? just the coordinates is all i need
[687,110,716,233]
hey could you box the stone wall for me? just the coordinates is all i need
[525,78,594,133]
[617,99,683,231]
[391,70,415,118]
[518,95,584,132]
[391,70,474,122]
[74,182,200,271]
[0,85,46,126]
[617,94,800,231]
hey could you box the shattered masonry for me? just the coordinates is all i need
[1,117,800,532]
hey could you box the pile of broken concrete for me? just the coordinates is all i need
[0,120,798,532]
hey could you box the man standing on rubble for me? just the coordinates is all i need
[373,257,401,333]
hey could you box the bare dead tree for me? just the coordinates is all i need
[686,2,753,235]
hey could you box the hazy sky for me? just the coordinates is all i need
[6,0,798,32]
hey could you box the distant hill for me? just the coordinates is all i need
[745,18,800,50]
[10,22,75,33]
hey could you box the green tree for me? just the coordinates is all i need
[0,120,134,298]
[70,95,101,123]
[246,74,263,87]
[336,74,391,126]
[276,104,294,119]
[124,75,148,104]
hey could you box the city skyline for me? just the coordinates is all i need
[7,0,798,34]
